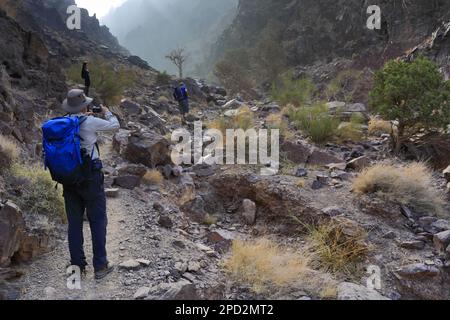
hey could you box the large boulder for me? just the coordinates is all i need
[112,129,131,155]
[281,141,311,164]
[124,130,172,168]
[120,99,142,116]
[0,202,24,267]
[337,282,389,300]
[308,149,343,166]
[138,107,168,135]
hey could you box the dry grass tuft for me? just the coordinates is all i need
[0,135,20,170]
[157,96,169,104]
[265,113,293,140]
[203,214,218,226]
[296,179,306,188]
[307,219,369,275]
[234,106,255,131]
[224,239,312,293]
[368,118,392,136]
[142,169,164,186]
[9,163,65,222]
[352,161,445,215]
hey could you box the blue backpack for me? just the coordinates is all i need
[174,85,188,101]
[42,116,87,185]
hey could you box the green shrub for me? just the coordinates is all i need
[337,113,365,142]
[9,164,66,222]
[291,103,339,144]
[155,71,172,86]
[67,58,136,105]
[271,73,315,107]
[326,69,363,103]
[369,57,450,152]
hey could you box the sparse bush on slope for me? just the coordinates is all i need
[8,164,65,222]
[306,219,369,275]
[0,135,19,171]
[67,58,136,105]
[353,161,445,215]
[290,102,339,144]
[271,73,315,107]
[369,57,450,152]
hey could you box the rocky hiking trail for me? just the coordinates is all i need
[18,139,227,300]
[13,93,450,300]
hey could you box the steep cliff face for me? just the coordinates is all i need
[0,0,128,58]
[213,0,450,69]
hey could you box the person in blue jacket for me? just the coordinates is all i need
[173,82,189,124]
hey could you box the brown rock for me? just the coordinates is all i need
[113,175,141,190]
[158,215,174,229]
[281,141,311,164]
[0,202,24,267]
[347,156,371,171]
[308,149,343,167]
[433,230,450,252]
[206,230,234,253]
[240,199,256,225]
[117,163,148,177]
[400,241,425,250]
[396,263,440,279]
[121,99,142,115]
[124,131,171,168]
[112,129,130,155]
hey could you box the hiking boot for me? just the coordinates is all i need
[95,264,115,280]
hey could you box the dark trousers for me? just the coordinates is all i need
[84,84,90,96]
[63,164,108,272]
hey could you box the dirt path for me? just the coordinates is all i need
[19,188,133,300]
[19,137,227,300]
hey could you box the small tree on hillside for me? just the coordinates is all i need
[166,47,189,79]
[369,57,450,152]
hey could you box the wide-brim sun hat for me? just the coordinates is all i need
[62,89,93,113]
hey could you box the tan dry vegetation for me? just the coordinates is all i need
[306,219,369,275]
[223,238,336,295]
[0,134,20,170]
[265,112,294,140]
[353,161,445,216]
[368,117,392,136]
[9,163,66,222]
[157,96,169,104]
[142,169,164,186]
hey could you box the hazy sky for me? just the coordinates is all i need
[75,0,127,18]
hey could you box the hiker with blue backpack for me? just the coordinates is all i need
[173,82,189,124]
[42,89,120,280]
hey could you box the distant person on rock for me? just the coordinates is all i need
[42,89,120,280]
[173,82,189,124]
[81,62,91,96]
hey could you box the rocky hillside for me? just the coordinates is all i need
[210,0,450,74]
[1,0,450,302]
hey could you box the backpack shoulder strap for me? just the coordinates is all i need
[77,115,88,125]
